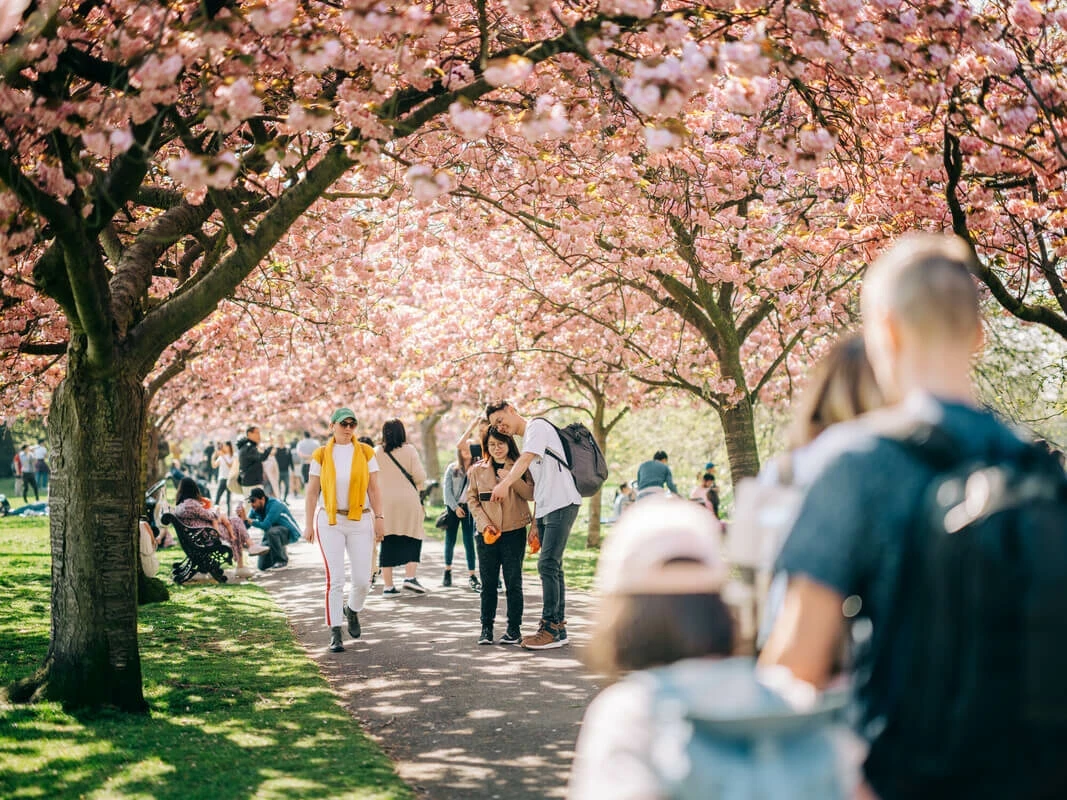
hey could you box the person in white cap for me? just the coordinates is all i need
[568,496,857,800]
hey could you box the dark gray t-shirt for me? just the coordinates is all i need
[775,394,1029,787]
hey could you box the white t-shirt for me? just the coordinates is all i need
[296,436,320,460]
[522,419,582,516]
[309,443,379,510]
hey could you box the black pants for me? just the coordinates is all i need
[214,480,231,514]
[257,526,289,570]
[476,528,525,630]
[21,473,39,502]
[278,472,289,502]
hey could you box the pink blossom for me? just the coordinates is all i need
[449,102,492,140]
[520,95,572,142]
[406,165,450,203]
[483,56,534,88]
[644,125,681,152]
[1009,0,1044,32]
[131,54,184,91]
[286,104,335,133]
[109,127,134,153]
[0,0,30,43]
[601,0,656,16]
[248,0,298,35]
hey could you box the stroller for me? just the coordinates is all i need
[143,478,174,547]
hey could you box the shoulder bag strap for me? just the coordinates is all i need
[386,449,419,491]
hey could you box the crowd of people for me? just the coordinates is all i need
[139,231,1067,797]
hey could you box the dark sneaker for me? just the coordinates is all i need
[329,626,344,653]
[344,605,361,639]
[382,586,401,597]
[468,575,482,592]
[402,577,427,594]
[500,629,521,645]
[442,570,452,587]
[497,580,504,593]
[478,626,494,645]
[521,620,566,650]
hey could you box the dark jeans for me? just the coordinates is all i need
[278,472,289,502]
[443,505,476,571]
[21,473,39,502]
[301,463,311,484]
[256,526,289,570]
[214,480,231,515]
[476,528,525,630]
[36,469,48,492]
[537,503,580,625]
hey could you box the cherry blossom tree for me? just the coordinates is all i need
[0,0,714,710]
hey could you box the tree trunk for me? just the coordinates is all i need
[16,356,149,712]
[718,396,760,488]
[419,412,443,505]
[586,399,608,548]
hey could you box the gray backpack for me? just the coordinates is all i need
[540,420,609,498]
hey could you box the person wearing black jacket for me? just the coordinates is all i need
[237,425,273,496]
[274,438,294,501]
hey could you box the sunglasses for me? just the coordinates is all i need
[337,419,357,429]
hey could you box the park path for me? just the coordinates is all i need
[254,504,600,800]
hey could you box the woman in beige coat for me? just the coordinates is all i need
[375,418,428,595]
[467,426,534,645]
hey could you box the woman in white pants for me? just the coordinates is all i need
[304,407,386,653]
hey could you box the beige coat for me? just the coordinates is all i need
[375,443,428,539]
[467,459,534,534]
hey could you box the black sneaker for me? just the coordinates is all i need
[344,604,361,639]
[497,580,504,593]
[402,577,427,594]
[469,575,482,592]
[382,586,401,597]
[478,626,494,645]
[329,626,344,653]
[500,629,521,645]
[442,570,452,587]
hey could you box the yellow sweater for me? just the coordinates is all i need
[313,439,374,525]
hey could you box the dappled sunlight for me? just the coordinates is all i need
[267,537,602,799]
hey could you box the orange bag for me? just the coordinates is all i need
[483,524,502,545]
[528,530,540,554]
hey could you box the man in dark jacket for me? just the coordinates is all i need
[274,441,293,502]
[237,425,273,496]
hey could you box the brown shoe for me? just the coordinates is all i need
[521,619,566,650]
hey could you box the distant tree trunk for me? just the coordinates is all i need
[586,397,608,548]
[419,403,450,505]
[718,397,760,490]
[15,352,148,711]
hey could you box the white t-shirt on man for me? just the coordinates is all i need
[309,442,379,510]
[522,419,582,516]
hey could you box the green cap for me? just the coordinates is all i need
[330,407,357,425]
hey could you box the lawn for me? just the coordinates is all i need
[422,503,602,591]
[0,515,413,800]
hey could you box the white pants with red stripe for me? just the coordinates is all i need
[314,509,374,628]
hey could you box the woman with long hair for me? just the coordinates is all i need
[375,418,429,596]
[173,476,263,577]
[467,425,534,645]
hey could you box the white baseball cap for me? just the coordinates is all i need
[596,496,726,595]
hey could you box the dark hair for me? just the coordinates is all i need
[358,435,374,447]
[484,400,510,420]
[482,425,521,463]
[246,425,258,436]
[176,477,202,504]
[586,593,735,682]
[653,450,668,461]
[248,487,267,501]
[381,419,406,452]
[303,430,311,438]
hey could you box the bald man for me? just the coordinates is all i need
[760,234,1065,798]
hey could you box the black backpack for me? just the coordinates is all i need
[879,424,1067,782]
[539,420,609,498]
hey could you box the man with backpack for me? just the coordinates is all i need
[487,401,584,650]
[760,233,1067,799]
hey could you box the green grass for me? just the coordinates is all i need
[422,503,601,591]
[0,516,413,800]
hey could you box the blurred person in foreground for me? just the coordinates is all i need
[569,496,857,800]
[760,234,1067,799]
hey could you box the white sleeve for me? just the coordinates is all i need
[309,459,322,477]
[367,455,380,474]
[522,419,550,458]
[568,682,664,800]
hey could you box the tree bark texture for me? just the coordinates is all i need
[586,402,608,549]
[719,396,760,487]
[419,413,443,506]
[28,358,149,711]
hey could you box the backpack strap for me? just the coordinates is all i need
[534,418,571,469]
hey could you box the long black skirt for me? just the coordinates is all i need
[379,535,423,567]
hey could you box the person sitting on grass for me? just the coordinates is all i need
[173,477,265,578]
